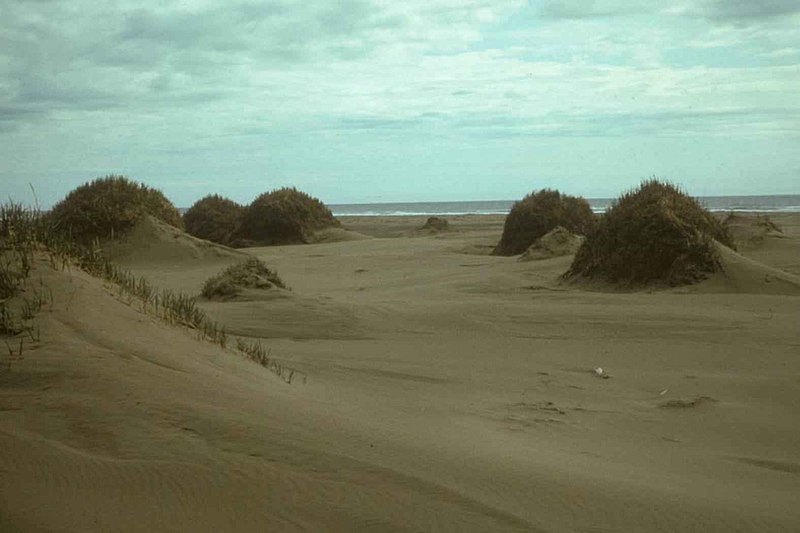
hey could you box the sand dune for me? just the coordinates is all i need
[103,214,247,266]
[695,241,800,295]
[2,213,800,532]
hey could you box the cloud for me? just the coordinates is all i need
[539,0,657,19]
[703,0,800,21]
[1,0,798,205]
[539,0,800,23]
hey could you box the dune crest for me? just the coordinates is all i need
[102,215,247,265]
[308,226,371,243]
[695,241,800,295]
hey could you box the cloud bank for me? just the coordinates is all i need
[1,0,798,205]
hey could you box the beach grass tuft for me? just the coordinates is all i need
[201,257,287,300]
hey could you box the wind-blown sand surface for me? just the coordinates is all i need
[2,213,800,532]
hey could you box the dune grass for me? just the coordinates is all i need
[235,337,298,383]
[48,175,183,244]
[201,257,286,300]
[1,201,50,337]
[231,187,339,246]
[493,189,595,256]
[183,194,244,246]
[565,179,734,286]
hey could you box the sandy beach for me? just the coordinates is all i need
[2,212,800,532]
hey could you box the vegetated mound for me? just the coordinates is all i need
[565,180,734,287]
[519,226,584,262]
[102,215,246,265]
[723,213,784,248]
[49,175,183,244]
[201,257,287,301]
[493,189,595,256]
[231,187,340,246]
[420,217,449,232]
[183,195,244,246]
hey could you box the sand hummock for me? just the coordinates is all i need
[2,212,800,532]
[723,212,785,248]
[693,240,800,295]
[518,226,584,261]
[102,214,247,265]
[420,216,450,233]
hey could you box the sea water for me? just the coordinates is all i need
[330,195,800,217]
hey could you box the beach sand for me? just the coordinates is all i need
[2,213,800,532]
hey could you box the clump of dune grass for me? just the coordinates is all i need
[1,201,47,291]
[565,179,734,286]
[1,201,50,336]
[201,257,286,300]
[183,194,243,246]
[493,189,595,256]
[48,175,183,244]
[231,187,339,246]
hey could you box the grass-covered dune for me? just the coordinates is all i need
[565,179,734,286]
[231,187,340,247]
[49,175,183,244]
[183,194,244,246]
[493,189,595,256]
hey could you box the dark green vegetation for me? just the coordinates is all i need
[493,189,595,256]
[183,194,244,246]
[201,258,286,300]
[49,175,183,244]
[565,180,734,286]
[231,187,339,246]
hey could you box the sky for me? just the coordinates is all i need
[1,0,799,208]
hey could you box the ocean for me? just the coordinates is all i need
[330,195,800,217]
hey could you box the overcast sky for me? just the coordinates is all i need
[2,0,799,207]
